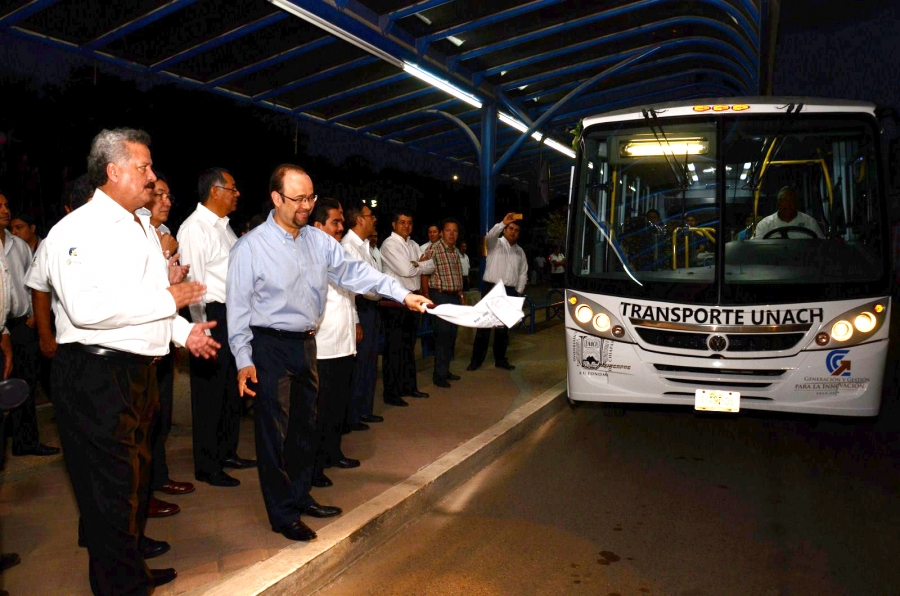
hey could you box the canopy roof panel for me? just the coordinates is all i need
[0,0,775,191]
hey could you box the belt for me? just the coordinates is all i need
[62,343,163,366]
[251,326,315,340]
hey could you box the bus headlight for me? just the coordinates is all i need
[592,313,611,332]
[575,304,593,323]
[854,312,876,333]
[831,320,853,342]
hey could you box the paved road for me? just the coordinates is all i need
[317,392,900,596]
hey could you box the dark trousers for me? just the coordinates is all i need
[470,285,517,367]
[53,345,157,596]
[314,356,355,473]
[189,302,241,477]
[348,302,379,423]
[430,291,460,382]
[7,316,41,450]
[381,306,420,399]
[250,331,318,530]
[149,350,174,490]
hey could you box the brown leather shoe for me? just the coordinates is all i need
[159,479,195,495]
[148,497,180,518]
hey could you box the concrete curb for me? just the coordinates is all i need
[192,381,568,596]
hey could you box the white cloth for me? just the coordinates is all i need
[341,229,380,301]
[177,203,238,324]
[482,222,528,294]
[314,280,359,359]
[44,189,192,355]
[752,210,824,239]
[427,283,524,328]
[135,207,171,235]
[3,229,32,318]
[381,231,435,291]
[548,252,564,274]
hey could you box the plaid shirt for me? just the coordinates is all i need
[425,239,463,292]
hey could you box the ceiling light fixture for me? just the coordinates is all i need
[403,61,482,108]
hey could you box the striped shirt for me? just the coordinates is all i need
[425,240,463,292]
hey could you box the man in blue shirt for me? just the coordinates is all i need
[226,164,431,542]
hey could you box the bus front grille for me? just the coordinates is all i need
[635,328,805,352]
[654,364,786,377]
[663,378,773,389]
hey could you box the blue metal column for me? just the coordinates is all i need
[479,102,497,290]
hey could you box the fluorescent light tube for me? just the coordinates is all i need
[403,62,482,108]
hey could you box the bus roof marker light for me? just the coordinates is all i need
[732,104,750,111]
[693,105,711,112]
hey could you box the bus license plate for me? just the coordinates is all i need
[695,390,740,413]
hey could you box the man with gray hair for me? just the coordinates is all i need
[47,128,220,594]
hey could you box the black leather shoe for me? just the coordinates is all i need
[332,457,360,469]
[384,397,409,407]
[222,455,257,469]
[12,443,60,456]
[447,373,461,381]
[150,568,177,587]
[495,361,516,370]
[139,536,170,560]
[0,553,21,572]
[406,391,430,398]
[312,472,333,488]
[302,502,342,518]
[276,519,317,541]
[433,379,451,388]
[466,363,481,371]
[349,422,370,432]
[359,414,384,423]
[195,471,240,487]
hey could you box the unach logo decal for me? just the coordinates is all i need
[826,349,851,377]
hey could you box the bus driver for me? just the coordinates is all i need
[752,186,825,239]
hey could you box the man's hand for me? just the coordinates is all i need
[502,212,518,226]
[158,230,179,256]
[1,333,12,380]
[238,366,258,398]
[167,253,190,285]
[25,316,35,329]
[186,321,220,359]
[355,323,363,343]
[39,332,57,359]
[167,281,206,310]
[419,254,429,261]
[404,293,433,313]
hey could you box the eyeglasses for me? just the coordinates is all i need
[153,191,175,205]
[278,192,317,205]
[214,185,240,195]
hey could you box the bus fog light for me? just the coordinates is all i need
[612,325,625,338]
[592,313,611,332]
[831,320,853,342]
[815,332,830,346]
[575,304,593,323]
[854,312,876,333]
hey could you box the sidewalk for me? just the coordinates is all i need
[1,312,566,595]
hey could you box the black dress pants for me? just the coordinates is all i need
[381,306,420,399]
[430,291,460,383]
[53,345,157,596]
[189,302,241,477]
[7,316,41,450]
[314,355,355,473]
[149,350,174,490]
[249,331,318,531]
[470,285,517,367]
[347,301,379,423]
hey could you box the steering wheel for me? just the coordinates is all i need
[762,226,819,239]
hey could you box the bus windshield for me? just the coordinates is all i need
[572,113,888,305]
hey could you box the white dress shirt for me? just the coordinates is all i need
[381,232,435,291]
[372,246,383,272]
[134,207,171,235]
[0,249,11,334]
[341,229,380,301]
[315,280,359,359]
[420,240,435,252]
[459,252,470,277]
[3,229,32,318]
[483,222,528,295]
[177,202,238,324]
[752,210,824,239]
[44,189,192,355]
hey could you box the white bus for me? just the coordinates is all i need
[566,98,891,416]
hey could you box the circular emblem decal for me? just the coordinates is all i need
[708,335,727,352]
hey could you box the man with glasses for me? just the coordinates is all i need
[226,164,431,541]
[178,168,256,488]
